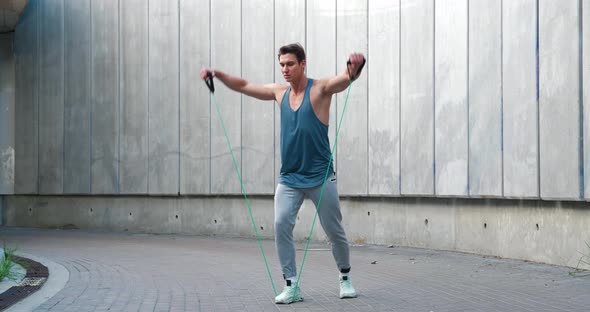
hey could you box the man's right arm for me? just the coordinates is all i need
[200,68,280,102]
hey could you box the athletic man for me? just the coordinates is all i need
[200,43,365,304]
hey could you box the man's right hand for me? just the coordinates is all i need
[200,67,214,80]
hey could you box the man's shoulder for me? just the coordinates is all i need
[309,78,330,95]
[269,83,288,93]
[310,77,330,87]
[273,84,289,103]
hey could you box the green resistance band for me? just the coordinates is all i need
[205,72,278,296]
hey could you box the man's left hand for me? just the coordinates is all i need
[347,53,366,81]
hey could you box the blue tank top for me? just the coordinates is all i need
[279,78,334,188]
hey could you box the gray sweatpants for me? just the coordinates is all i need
[274,175,350,279]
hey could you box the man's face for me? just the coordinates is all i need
[279,53,305,83]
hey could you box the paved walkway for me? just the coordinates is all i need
[0,227,588,312]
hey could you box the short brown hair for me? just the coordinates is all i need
[278,43,306,63]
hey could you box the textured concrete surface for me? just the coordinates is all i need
[179,0,210,195]
[434,0,468,197]
[582,2,590,198]
[4,195,590,269]
[502,0,538,198]
[10,0,590,200]
[468,0,502,197]
[37,0,64,195]
[400,0,434,196]
[0,33,15,195]
[538,0,581,200]
[63,0,91,194]
[210,0,241,195]
[91,0,119,195]
[13,1,38,195]
[241,0,275,195]
[368,0,400,196]
[0,226,588,312]
[586,0,590,199]
[336,0,368,196]
[119,0,149,195]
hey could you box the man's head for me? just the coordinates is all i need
[278,43,306,63]
[278,43,306,83]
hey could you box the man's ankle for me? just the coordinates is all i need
[285,276,298,287]
[339,267,351,278]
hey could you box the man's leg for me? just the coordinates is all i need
[305,175,350,270]
[274,183,305,303]
[306,174,357,298]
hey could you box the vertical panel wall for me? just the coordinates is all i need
[539,0,581,200]
[274,0,305,185]
[14,0,38,194]
[10,0,588,200]
[306,0,336,176]
[503,0,539,198]
[337,0,368,195]
[63,0,90,194]
[242,0,274,195]
[400,0,434,195]
[148,0,179,194]
[211,0,241,194]
[368,0,400,196]
[468,0,502,197]
[584,0,590,200]
[0,34,15,194]
[38,0,64,194]
[179,0,210,194]
[435,0,468,196]
[120,0,148,194]
[91,0,119,194]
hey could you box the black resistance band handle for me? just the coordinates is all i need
[347,57,366,81]
[205,71,215,93]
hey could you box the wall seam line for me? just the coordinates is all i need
[578,0,586,200]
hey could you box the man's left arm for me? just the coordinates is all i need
[322,53,366,95]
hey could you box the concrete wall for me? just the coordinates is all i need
[13,0,37,195]
[3,195,589,269]
[12,0,588,200]
[0,33,15,195]
[586,0,590,199]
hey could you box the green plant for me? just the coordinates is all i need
[0,246,18,282]
[569,241,590,278]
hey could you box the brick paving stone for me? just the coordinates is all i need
[0,227,588,312]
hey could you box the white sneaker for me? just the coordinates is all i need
[339,275,357,298]
[274,282,303,304]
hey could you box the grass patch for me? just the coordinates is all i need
[0,246,18,282]
[569,241,590,278]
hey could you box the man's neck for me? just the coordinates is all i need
[290,76,308,95]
